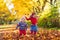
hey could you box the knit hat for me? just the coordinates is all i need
[30,12,36,17]
[32,12,36,15]
[20,16,25,21]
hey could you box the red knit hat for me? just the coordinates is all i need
[32,12,36,15]
[30,12,36,17]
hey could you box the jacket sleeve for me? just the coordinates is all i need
[25,23,28,30]
[25,17,30,20]
[16,23,20,29]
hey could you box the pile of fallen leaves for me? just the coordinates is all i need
[0,28,60,40]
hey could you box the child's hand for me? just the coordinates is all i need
[16,27,18,30]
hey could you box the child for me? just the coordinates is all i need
[25,12,38,35]
[16,17,27,36]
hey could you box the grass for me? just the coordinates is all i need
[0,24,60,31]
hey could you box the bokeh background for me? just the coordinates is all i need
[0,0,60,28]
[0,0,60,40]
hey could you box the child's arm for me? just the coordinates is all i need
[25,17,30,20]
[25,23,28,30]
[16,23,20,29]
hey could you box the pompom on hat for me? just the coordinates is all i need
[30,12,36,17]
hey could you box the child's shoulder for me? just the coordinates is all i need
[18,21,22,24]
[24,22,27,24]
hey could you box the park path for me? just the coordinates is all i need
[0,24,60,33]
[0,24,30,33]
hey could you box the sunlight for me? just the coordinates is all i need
[59,8,60,13]
[0,0,60,40]
[4,0,16,15]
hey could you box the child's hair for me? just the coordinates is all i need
[20,16,25,21]
[30,12,36,18]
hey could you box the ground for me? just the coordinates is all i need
[0,24,60,40]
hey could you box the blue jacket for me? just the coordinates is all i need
[16,21,27,30]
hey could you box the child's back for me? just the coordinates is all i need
[17,21,27,30]
[16,16,27,35]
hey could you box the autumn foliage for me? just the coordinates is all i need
[0,28,60,40]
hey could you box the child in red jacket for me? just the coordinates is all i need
[25,12,38,35]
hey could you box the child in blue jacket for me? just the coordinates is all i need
[16,17,27,36]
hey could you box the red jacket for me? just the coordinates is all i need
[26,17,37,25]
